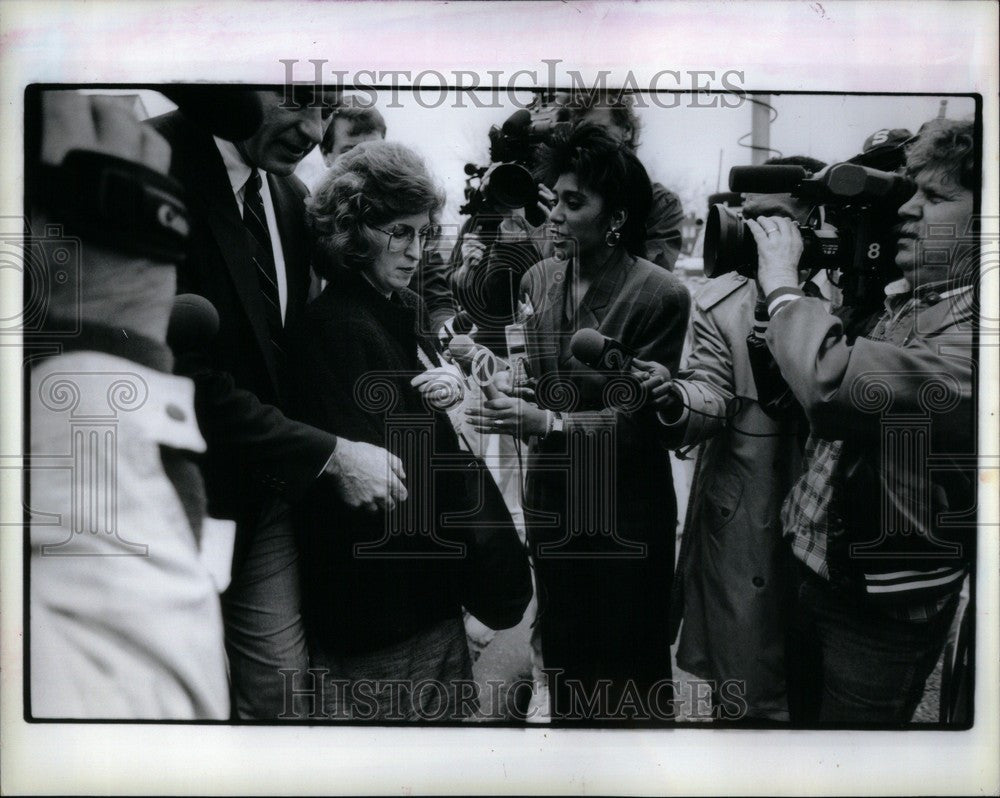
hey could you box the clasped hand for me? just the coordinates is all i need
[630,359,681,413]
[465,395,549,438]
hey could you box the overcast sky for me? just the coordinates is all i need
[128,88,973,227]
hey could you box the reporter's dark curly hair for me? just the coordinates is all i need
[307,140,444,279]
[534,122,653,257]
[905,118,977,192]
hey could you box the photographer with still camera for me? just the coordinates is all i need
[754,118,978,724]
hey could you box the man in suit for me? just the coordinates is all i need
[150,88,407,719]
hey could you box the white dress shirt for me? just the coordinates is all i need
[213,136,289,323]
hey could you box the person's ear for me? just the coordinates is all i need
[609,208,628,232]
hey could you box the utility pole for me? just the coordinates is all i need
[751,94,771,165]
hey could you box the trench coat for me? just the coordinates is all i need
[662,272,804,720]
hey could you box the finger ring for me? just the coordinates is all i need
[764,226,778,234]
[493,419,503,427]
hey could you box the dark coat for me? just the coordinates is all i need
[286,269,468,654]
[517,249,690,711]
[646,181,685,270]
[149,111,336,522]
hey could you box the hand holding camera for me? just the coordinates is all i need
[746,216,804,297]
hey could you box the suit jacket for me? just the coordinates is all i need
[516,249,690,694]
[150,111,336,520]
[661,273,803,720]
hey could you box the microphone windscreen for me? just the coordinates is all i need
[729,164,810,194]
[168,293,220,354]
[160,87,264,142]
[448,334,476,361]
[569,327,608,369]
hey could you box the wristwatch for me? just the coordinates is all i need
[550,411,564,436]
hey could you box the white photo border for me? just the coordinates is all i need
[2,1,997,795]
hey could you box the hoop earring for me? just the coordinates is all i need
[605,228,621,247]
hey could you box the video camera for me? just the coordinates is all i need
[704,162,916,305]
[459,99,573,232]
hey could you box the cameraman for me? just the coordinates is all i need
[752,119,977,723]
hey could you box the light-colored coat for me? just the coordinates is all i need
[30,351,230,719]
[663,272,803,720]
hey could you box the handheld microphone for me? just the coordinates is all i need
[438,310,476,348]
[504,322,531,390]
[448,334,500,400]
[570,329,648,412]
[167,293,220,355]
[570,328,636,372]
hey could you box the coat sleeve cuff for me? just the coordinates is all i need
[765,286,805,318]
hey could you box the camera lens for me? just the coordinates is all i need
[487,163,537,211]
[704,203,756,278]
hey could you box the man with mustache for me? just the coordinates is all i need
[151,89,408,719]
[751,118,978,723]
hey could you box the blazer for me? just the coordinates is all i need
[518,249,690,490]
[516,249,690,692]
[149,111,336,519]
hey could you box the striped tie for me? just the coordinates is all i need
[242,169,285,359]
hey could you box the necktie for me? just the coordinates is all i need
[242,169,285,358]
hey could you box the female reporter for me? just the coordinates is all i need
[287,142,476,721]
[467,124,690,722]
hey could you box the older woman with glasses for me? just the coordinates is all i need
[286,141,475,721]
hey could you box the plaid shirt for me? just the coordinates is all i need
[780,280,969,622]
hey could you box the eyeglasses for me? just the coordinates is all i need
[371,222,441,253]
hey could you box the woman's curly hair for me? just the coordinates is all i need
[905,118,978,192]
[307,141,445,279]
[534,122,653,257]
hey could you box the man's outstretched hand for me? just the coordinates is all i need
[323,440,407,513]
